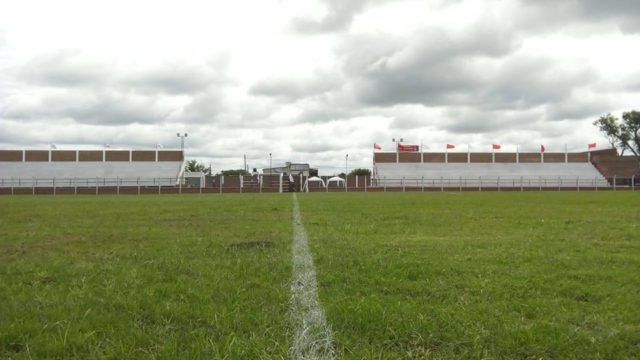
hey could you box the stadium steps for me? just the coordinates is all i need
[374,163,610,188]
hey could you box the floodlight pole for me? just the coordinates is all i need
[392,137,404,163]
[177,132,188,186]
[345,154,348,177]
[177,132,188,151]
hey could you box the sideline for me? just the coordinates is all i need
[290,193,335,359]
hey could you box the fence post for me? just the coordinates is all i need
[220,175,224,194]
[539,177,542,192]
[96,178,99,195]
[576,177,579,192]
[440,176,444,192]
[53,178,56,196]
[459,176,462,192]
[595,177,598,192]
[364,175,367,193]
[613,175,617,191]
[402,177,405,192]
[558,176,561,192]
[497,176,500,192]
[422,176,425,192]
[345,176,348,193]
[178,178,181,194]
[479,176,482,192]
[384,176,387,192]
[259,175,263,193]
[279,173,283,193]
[520,176,523,192]
[633,175,635,191]
[356,175,359,189]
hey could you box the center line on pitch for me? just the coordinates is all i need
[290,193,335,360]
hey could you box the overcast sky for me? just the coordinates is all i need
[1,0,639,174]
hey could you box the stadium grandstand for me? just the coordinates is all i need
[0,149,184,188]
[373,148,639,189]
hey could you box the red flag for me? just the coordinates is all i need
[397,144,419,152]
[446,144,455,149]
[373,143,382,150]
[492,144,501,150]
[540,145,545,153]
[588,143,596,149]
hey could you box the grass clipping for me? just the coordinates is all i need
[290,194,335,360]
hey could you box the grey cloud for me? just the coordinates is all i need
[291,0,382,33]
[516,0,640,33]
[290,141,344,153]
[19,50,111,87]
[3,91,170,125]
[250,72,342,101]
[442,107,543,134]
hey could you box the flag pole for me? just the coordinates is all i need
[445,145,448,164]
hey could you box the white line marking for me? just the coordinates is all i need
[290,193,335,360]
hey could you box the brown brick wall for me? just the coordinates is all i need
[423,153,446,162]
[51,150,76,162]
[158,151,183,161]
[470,153,492,163]
[25,150,49,162]
[79,151,103,161]
[105,151,130,161]
[447,153,468,163]
[399,152,421,163]
[495,153,517,163]
[543,153,565,163]
[132,151,155,161]
[374,153,397,163]
[519,153,541,163]
[0,150,23,161]
[568,153,588,162]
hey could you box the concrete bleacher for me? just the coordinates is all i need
[0,149,184,187]
[375,163,610,188]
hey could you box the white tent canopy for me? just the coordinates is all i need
[327,176,346,187]
[303,176,326,192]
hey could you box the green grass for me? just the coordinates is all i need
[297,192,640,359]
[0,195,292,359]
[1,192,639,359]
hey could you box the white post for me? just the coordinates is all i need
[364,176,367,193]
[516,145,519,163]
[467,144,470,163]
[479,176,482,192]
[384,176,387,192]
[558,176,561,191]
[220,175,224,194]
[440,176,444,192]
[497,176,500,192]
[402,177,405,192]
[240,175,243,194]
[565,144,568,163]
[117,177,120,195]
[445,149,448,164]
[459,176,462,192]
[520,176,523,192]
[422,176,425,192]
[53,178,56,196]
[633,175,636,191]
[492,149,495,163]
[576,177,579,192]
[356,175,359,188]
[613,175,617,191]
[279,173,283,193]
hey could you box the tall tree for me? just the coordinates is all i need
[185,160,210,174]
[593,111,640,158]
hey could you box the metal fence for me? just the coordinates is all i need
[0,174,636,195]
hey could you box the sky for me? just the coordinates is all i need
[1,0,639,174]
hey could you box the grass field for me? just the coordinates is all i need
[1,192,639,359]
